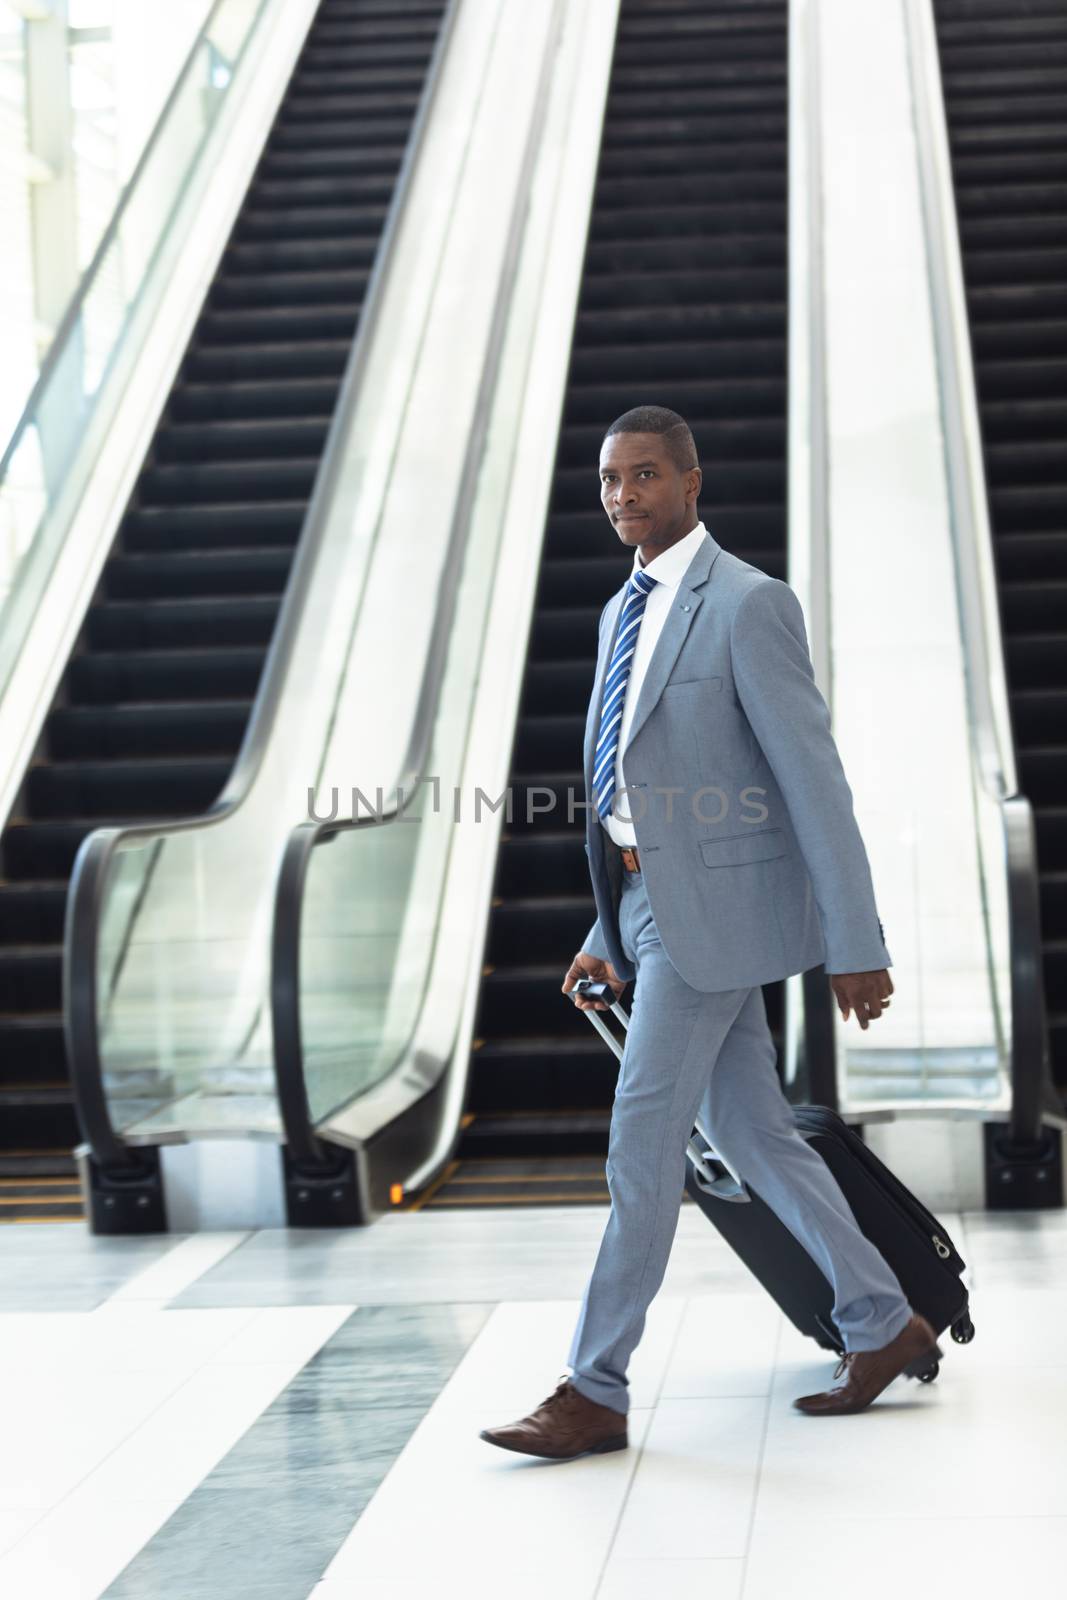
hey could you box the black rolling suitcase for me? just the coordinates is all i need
[571,979,975,1383]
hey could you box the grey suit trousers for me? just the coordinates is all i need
[566,865,914,1416]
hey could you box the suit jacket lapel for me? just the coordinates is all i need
[623,532,720,752]
[583,530,723,793]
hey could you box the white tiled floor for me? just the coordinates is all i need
[0,1203,1064,1599]
[0,1298,353,1596]
[315,1204,1067,1600]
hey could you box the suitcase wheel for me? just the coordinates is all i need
[950,1313,975,1345]
[902,1337,943,1383]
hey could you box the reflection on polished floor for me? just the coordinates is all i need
[0,1204,1064,1599]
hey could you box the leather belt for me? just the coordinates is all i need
[619,845,641,874]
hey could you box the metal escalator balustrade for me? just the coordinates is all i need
[0,0,447,1220]
[931,0,1067,1097]
[437,0,791,1209]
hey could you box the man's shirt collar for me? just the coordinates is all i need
[632,520,708,589]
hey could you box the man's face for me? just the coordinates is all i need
[598,431,699,556]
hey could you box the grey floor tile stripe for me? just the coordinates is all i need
[0,1230,181,1313]
[102,1301,492,1600]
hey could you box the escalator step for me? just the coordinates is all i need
[251,175,399,208]
[506,778,590,835]
[139,458,321,503]
[994,533,1067,582]
[68,647,269,703]
[209,271,367,308]
[167,382,341,424]
[295,42,440,71]
[47,701,252,760]
[1040,870,1067,938]
[27,758,234,818]
[3,820,144,879]
[104,549,294,599]
[955,183,1067,219]
[594,173,786,214]
[1009,688,1067,747]
[235,203,388,239]
[223,236,380,272]
[512,717,589,775]
[978,396,1067,439]
[1019,747,1067,804]
[989,483,1067,530]
[563,374,785,424]
[183,342,350,381]
[0,1147,77,1178]
[537,556,649,607]
[960,204,1067,244]
[488,896,595,965]
[528,608,605,661]
[197,306,360,344]
[270,116,420,148]
[0,949,62,1016]
[88,596,281,648]
[1005,634,1067,686]
[1000,580,1067,629]
[258,148,405,181]
[953,152,1067,186]
[961,250,1067,288]
[494,834,590,900]
[154,419,332,462]
[0,884,68,944]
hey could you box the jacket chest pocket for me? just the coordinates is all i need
[699,828,785,868]
[663,675,724,697]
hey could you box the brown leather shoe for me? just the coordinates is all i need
[793,1313,940,1415]
[479,1374,628,1460]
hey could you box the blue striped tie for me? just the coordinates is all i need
[593,567,658,821]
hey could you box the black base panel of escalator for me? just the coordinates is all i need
[0,0,446,1219]
[932,0,1067,1092]
[457,0,790,1181]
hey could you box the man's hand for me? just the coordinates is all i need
[562,952,627,1011]
[829,969,893,1030]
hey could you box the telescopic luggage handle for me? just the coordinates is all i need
[569,978,749,1203]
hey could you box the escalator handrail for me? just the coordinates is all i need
[791,0,840,1109]
[63,0,462,1173]
[904,0,1054,1141]
[271,0,567,1169]
[1,0,245,487]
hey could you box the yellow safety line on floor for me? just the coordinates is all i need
[425,1193,609,1206]
[447,1173,606,1184]
[403,1159,462,1213]
[0,1216,83,1224]
[0,1177,79,1186]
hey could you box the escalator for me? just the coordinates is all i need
[932,0,1067,1095]
[0,0,446,1222]
[428,0,789,1209]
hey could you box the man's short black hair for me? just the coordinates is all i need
[602,405,699,474]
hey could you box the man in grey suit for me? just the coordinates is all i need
[480,405,937,1461]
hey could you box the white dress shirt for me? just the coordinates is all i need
[600,519,710,848]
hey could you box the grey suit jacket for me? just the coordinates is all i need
[582,530,892,991]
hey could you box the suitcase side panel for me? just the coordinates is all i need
[684,1127,970,1349]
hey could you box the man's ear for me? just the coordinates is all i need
[686,466,702,505]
